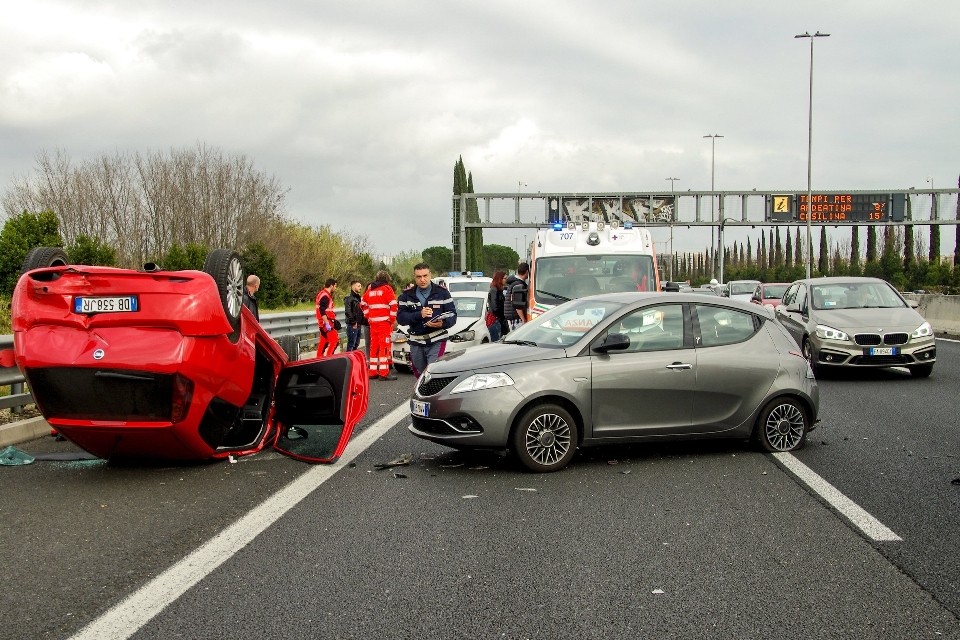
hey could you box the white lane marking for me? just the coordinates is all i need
[772,452,902,542]
[70,402,412,640]
[936,337,960,344]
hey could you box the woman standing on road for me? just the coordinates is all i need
[487,271,507,342]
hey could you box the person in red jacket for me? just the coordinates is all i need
[361,270,398,380]
[315,278,339,356]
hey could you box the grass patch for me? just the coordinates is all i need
[260,301,316,314]
[0,296,10,335]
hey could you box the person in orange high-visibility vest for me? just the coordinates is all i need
[360,270,398,380]
[315,278,339,356]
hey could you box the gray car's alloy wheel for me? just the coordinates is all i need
[202,248,244,343]
[755,397,808,452]
[511,404,578,473]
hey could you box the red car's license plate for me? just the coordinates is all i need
[74,296,139,314]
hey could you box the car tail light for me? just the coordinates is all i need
[171,373,194,423]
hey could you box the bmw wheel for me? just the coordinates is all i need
[202,249,244,342]
[511,403,578,473]
[755,397,809,452]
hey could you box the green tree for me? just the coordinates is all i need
[866,226,878,263]
[162,243,208,271]
[453,157,484,272]
[785,229,793,268]
[240,242,292,309]
[794,228,803,268]
[0,210,63,296]
[850,226,861,276]
[774,227,783,267]
[422,246,453,275]
[818,228,829,275]
[903,225,915,272]
[67,234,117,267]
[929,224,940,263]
[880,226,904,287]
[482,244,519,274]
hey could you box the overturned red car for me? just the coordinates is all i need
[12,247,368,463]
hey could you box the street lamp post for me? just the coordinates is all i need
[796,31,830,279]
[703,135,723,278]
[665,177,679,281]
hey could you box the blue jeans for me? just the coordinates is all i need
[346,325,362,351]
[410,340,447,378]
[487,320,501,342]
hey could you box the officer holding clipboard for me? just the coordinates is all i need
[396,263,458,378]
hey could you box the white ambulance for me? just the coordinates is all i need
[526,220,660,323]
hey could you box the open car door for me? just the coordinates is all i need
[272,351,369,463]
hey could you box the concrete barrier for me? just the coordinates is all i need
[0,416,51,448]
[903,294,960,338]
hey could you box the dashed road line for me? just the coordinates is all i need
[70,402,412,640]
[773,452,902,542]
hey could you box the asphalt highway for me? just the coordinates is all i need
[2,344,959,639]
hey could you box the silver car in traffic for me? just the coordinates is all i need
[775,277,936,377]
[408,293,819,472]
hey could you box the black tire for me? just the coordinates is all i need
[202,249,243,342]
[754,396,809,453]
[20,247,68,274]
[801,337,818,377]
[909,364,933,378]
[277,335,300,362]
[510,403,578,473]
[394,363,412,374]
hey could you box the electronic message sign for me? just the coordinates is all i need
[767,193,905,223]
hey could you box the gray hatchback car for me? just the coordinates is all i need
[408,293,819,472]
[775,277,936,377]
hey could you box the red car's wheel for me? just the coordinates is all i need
[21,247,68,274]
[203,248,244,342]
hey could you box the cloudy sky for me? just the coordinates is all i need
[1,0,958,258]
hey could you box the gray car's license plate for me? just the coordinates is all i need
[410,400,429,417]
[74,296,138,314]
[867,347,898,356]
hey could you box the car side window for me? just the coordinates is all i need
[795,284,807,313]
[605,304,685,352]
[695,305,759,347]
[782,284,797,306]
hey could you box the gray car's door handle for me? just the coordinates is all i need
[666,362,692,370]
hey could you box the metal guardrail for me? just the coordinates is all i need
[0,308,345,415]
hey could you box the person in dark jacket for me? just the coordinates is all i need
[242,275,260,321]
[486,270,506,342]
[397,263,457,377]
[503,263,529,328]
[343,280,364,351]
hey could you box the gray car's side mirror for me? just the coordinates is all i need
[594,333,631,353]
[786,303,802,313]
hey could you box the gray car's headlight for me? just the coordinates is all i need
[911,321,932,339]
[449,372,514,394]
[449,330,475,343]
[815,324,849,341]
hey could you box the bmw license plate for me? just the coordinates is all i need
[75,296,138,314]
[867,347,898,356]
[410,400,429,418]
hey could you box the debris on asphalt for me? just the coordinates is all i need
[462,495,479,499]
[374,453,414,470]
[24,451,99,461]
[228,455,237,464]
[652,589,665,594]
[515,487,537,492]
[762,471,768,475]
[607,460,618,465]
[393,473,407,479]
[348,462,357,468]
[0,446,34,466]
[440,463,464,468]
[621,470,631,475]
[468,465,489,471]
[821,441,828,445]
[951,478,960,486]
[843,437,849,441]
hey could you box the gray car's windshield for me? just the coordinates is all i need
[810,282,905,310]
[762,284,789,299]
[534,255,655,305]
[505,299,624,349]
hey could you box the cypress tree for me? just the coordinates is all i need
[768,229,774,269]
[746,236,752,267]
[850,226,860,273]
[930,225,940,263]
[866,226,878,263]
[785,228,793,268]
[739,242,745,269]
[774,227,783,267]
[955,174,960,268]
[818,227,829,275]
[465,170,483,272]
[904,224,915,271]
[794,228,803,267]
[759,234,766,271]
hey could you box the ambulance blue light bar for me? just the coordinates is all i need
[552,222,563,231]
[624,221,634,229]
